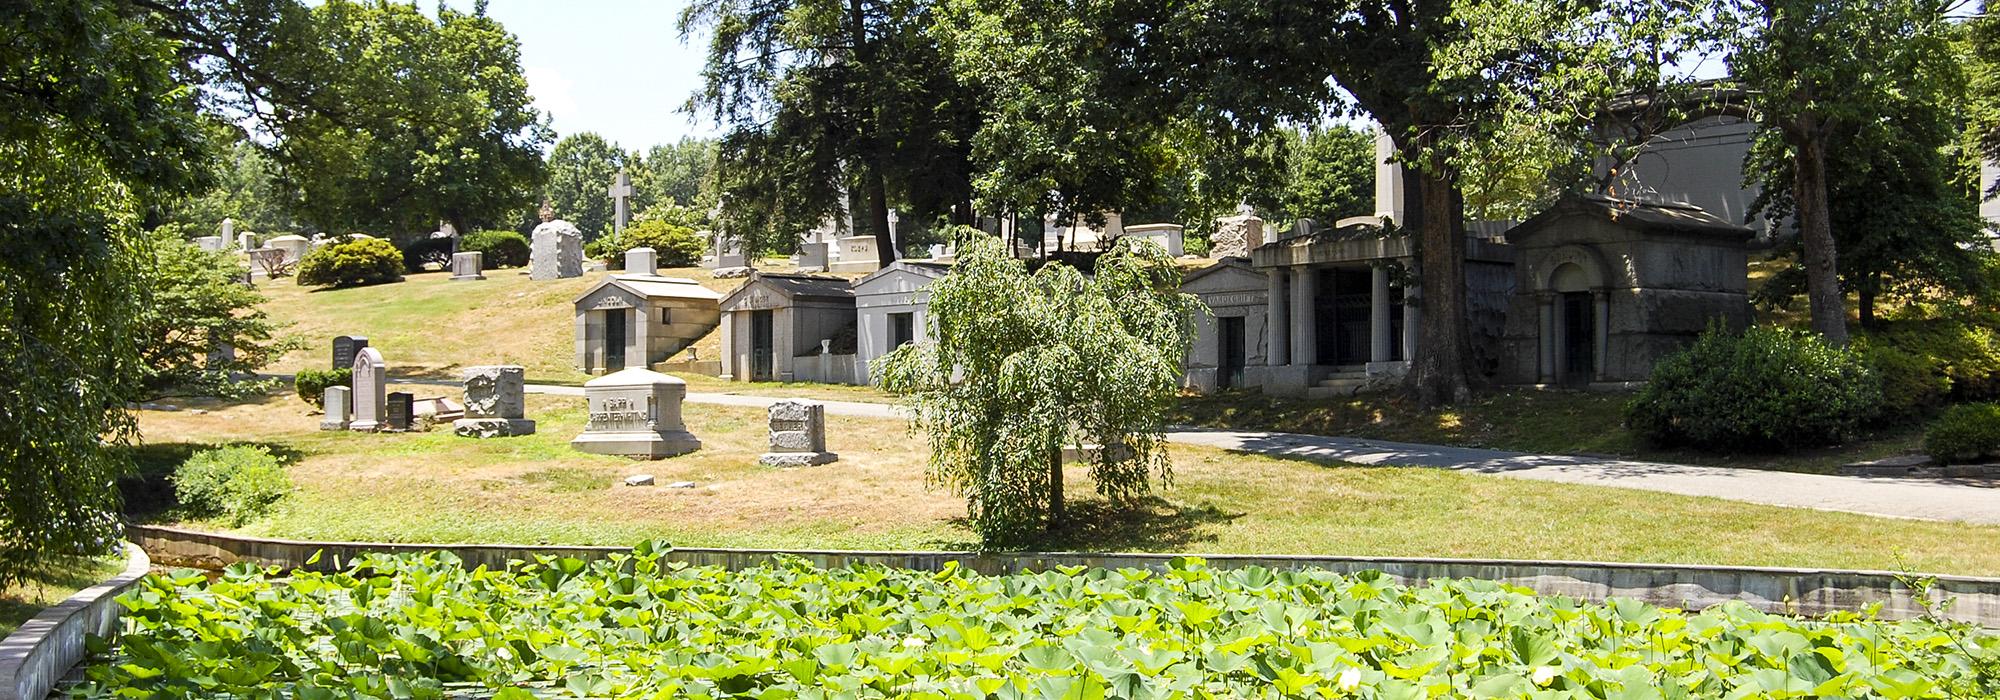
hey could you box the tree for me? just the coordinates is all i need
[1750,19,1990,324]
[633,137,718,216]
[544,132,627,240]
[247,1,550,237]
[132,227,297,398]
[685,0,982,263]
[165,128,299,234]
[1726,0,1963,345]
[874,234,1201,545]
[0,0,210,582]
[1256,126,1377,227]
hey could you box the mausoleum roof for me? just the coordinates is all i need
[854,261,951,290]
[573,275,725,305]
[1507,194,1754,240]
[721,272,855,307]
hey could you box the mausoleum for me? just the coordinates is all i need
[1178,258,1270,392]
[572,257,723,375]
[718,272,858,383]
[1497,194,1753,387]
[852,261,950,385]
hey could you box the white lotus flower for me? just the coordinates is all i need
[1532,665,1560,686]
[1337,667,1361,691]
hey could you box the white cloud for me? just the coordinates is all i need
[525,65,578,123]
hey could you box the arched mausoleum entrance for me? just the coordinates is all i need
[1542,261,1606,386]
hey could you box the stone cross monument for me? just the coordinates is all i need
[608,169,635,236]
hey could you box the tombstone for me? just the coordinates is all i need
[332,335,369,370]
[1211,210,1265,258]
[237,230,255,252]
[249,247,287,277]
[1294,218,1318,238]
[384,392,414,432]
[714,232,747,269]
[829,235,881,274]
[530,202,585,280]
[266,234,311,264]
[928,244,948,260]
[220,218,236,245]
[758,400,838,466]
[798,241,829,271]
[1123,223,1185,257]
[570,368,701,458]
[625,246,658,276]
[452,365,536,437]
[193,236,225,252]
[450,251,485,281]
[608,169,635,236]
[348,347,387,432]
[319,386,351,431]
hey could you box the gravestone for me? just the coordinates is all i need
[829,235,881,274]
[714,232,747,269]
[348,347,387,432]
[570,367,701,458]
[1123,223,1185,257]
[384,392,414,432]
[798,241,829,271]
[266,235,311,264]
[1211,209,1265,258]
[928,244,948,260]
[758,400,837,466]
[608,169,635,236]
[237,230,255,252]
[450,251,485,281]
[193,236,225,252]
[452,365,536,437]
[332,335,368,370]
[319,386,351,431]
[625,246,657,276]
[249,247,288,277]
[529,202,585,280]
[220,218,235,242]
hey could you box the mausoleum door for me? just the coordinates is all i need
[605,309,628,372]
[1328,268,1372,366]
[1559,291,1594,386]
[1219,316,1246,389]
[750,309,775,381]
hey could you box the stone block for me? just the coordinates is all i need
[452,417,537,438]
[462,365,526,419]
[769,430,818,452]
[768,400,820,423]
[759,451,839,467]
[319,386,351,431]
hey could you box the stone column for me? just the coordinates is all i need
[1289,266,1316,367]
[1402,282,1421,361]
[1266,269,1289,366]
[1593,291,1611,381]
[1536,294,1556,384]
[1369,266,1393,364]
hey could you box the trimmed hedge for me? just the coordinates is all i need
[462,229,530,269]
[295,236,404,288]
[1925,403,2000,464]
[1625,325,1879,451]
[585,219,705,269]
[294,368,351,408]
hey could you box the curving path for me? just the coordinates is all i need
[507,383,2000,527]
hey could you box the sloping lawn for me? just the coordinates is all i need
[0,555,126,638]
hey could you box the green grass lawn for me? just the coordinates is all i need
[126,388,2000,576]
[0,555,126,638]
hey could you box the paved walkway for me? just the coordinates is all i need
[496,383,2000,526]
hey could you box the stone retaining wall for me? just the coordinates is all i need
[130,524,2000,627]
[0,544,151,700]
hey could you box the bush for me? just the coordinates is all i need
[586,219,705,269]
[1857,340,1949,419]
[294,368,351,408]
[1925,403,2000,463]
[295,236,404,288]
[174,446,291,526]
[1864,317,2000,402]
[400,237,455,272]
[461,229,530,269]
[1625,325,1880,451]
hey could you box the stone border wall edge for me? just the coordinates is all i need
[127,524,2000,628]
[0,543,151,700]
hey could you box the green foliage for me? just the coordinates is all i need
[633,137,718,215]
[164,129,297,234]
[544,132,627,240]
[293,368,352,408]
[1864,317,2000,402]
[1254,126,1375,227]
[461,229,531,269]
[172,446,290,527]
[0,0,213,583]
[585,219,706,269]
[254,1,550,237]
[295,236,404,288]
[1858,341,1951,419]
[399,237,456,273]
[82,551,2000,698]
[1626,325,1880,451]
[131,229,295,399]
[1925,403,2000,464]
[875,236,1201,545]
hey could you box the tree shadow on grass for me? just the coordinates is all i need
[116,441,307,522]
[928,496,1242,553]
[0,555,122,634]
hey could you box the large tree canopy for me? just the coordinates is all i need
[544,132,628,240]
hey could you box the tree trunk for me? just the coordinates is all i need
[866,168,895,267]
[1792,135,1848,345]
[1046,446,1065,530]
[1409,165,1473,408]
[1858,271,1878,328]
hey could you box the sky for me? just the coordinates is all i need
[475,0,720,151]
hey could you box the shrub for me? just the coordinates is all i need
[1625,325,1880,451]
[295,236,404,288]
[1925,403,2000,463]
[1857,340,1949,419]
[294,368,351,407]
[1863,317,2000,402]
[399,237,455,272]
[586,219,706,269]
[174,445,291,526]
[461,229,530,269]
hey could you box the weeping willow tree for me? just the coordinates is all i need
[874,233,1202,546]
